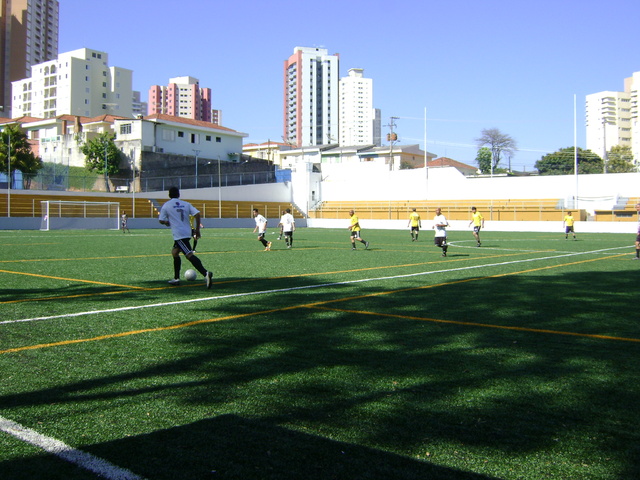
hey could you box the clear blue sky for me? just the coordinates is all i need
[60,0,639,171]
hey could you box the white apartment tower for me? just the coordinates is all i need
[339,68,377,146]
[11,47,133,118]
[586,71,639,166]
[284,46,339,147]
[1,0,59,116]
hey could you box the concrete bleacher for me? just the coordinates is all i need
[0,193,160,218]
[308,199,597,222]
[592,196,640,222]
[0,192,303,220]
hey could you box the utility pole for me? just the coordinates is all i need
[602,118,608,174]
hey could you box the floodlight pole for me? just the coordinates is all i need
[217,155,221,218]
[7,129,10,217]
[104,141,110,192]
[0,106,9,216]
[131,148,136,218]
[193,149,201,188]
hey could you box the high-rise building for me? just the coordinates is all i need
[339,68,377,146]
[284,46,339,147]
[132,90,147,117]
[586,72,639,166]
[1,0,59,117]
[148,76,212,122]
[11,47,133,118]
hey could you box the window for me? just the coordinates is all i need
[216,137,222,143]
[205,135,212,141]
[190,133,199,144]
[178,131,184,138]
[162,129,176,141]
[120,123,132,135]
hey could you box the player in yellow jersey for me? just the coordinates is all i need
[468,207,485,246]
[348,210,369,250]
[563,211,576,240]
[407,208,422,241]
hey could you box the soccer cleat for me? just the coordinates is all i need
[206,271,213,289]
[266,241,272,251]
[633,257,639,260]
[442,252,447,257]
[277,236,282,240]
[365,241,370,249]
[352,247,356,250]
[168,278,180,285]
[477,242,481,247]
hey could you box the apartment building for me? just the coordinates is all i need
[284,46,339,147]
[132,90,147,117]
[339,68,379,146]
[10,47,133,118]
[148,76,212,122]
[0,0,59,116]
[586,71,639,165]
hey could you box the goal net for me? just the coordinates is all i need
[40,200,121,231]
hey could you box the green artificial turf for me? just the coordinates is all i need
[1,228,639,479]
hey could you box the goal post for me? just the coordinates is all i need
[40,200,121,231]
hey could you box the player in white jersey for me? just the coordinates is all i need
[253,208,272,251]
[433,207,449,257]
[278,208,296,248]
[159,187,213,287]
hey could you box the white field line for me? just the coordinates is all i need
[1,246,630,326]
[0,415,145,480]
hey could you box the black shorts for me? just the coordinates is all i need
[473,226,481,234]
[636,233,640,243]
[410,226,420,232]
[284,231,293,238]
[434,236,447,247]
[350,230,361,239]
[173,238,193,255]
[565,226,574,234]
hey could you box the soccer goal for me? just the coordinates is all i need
[40,200,121,231]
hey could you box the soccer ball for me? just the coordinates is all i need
[184,269,197,281]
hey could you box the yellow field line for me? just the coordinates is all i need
[0,253,630,355]
[0,250,542,305]
[308,306,640,343]
[0,306,298,355]
[0,269,148,290]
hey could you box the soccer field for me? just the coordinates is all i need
[1,227,639,480]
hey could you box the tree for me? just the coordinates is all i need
[606,145,636,173]
[80,132,121,192]
[535,147,603,175]
[0,124,43,189]
[475,128,517,171]
[475,147,492,174]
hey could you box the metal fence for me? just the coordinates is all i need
[15,170,277,193]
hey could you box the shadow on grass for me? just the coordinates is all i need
[91,415,496,480]
[1,266,639,479]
